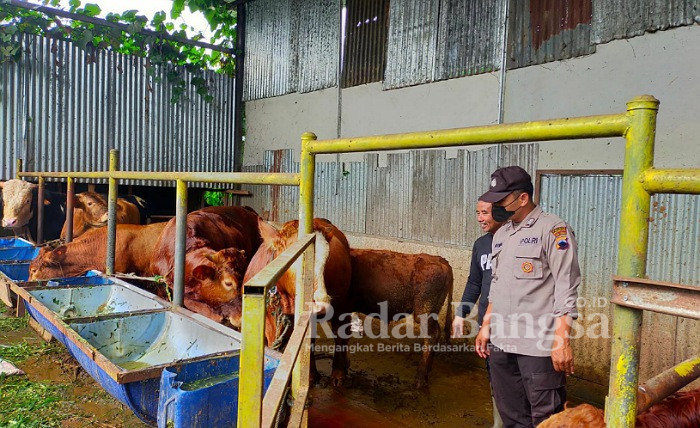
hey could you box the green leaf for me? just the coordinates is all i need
[152,11,166,27]
[68,0,81,12]
[81,4,101,17]
[171,0,185,20]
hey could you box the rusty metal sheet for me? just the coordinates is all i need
[507,0,595,69]
[612,276,700,320]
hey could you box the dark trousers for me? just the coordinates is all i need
[489,346,566,428]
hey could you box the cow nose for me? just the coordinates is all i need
[2,218,16,227]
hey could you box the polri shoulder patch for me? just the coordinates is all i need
[551,226,569,250]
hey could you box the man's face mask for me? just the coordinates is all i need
[492,193,521,222]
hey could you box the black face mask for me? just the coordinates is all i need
[492,204,516,222]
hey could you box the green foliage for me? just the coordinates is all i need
[204,190,224,206]
[0,314,28,332]
[0,340,61,364]
[0,376,65,427]
[0,0,238,103]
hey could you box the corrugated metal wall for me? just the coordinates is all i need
[243,0,697,95]
[383,0,440,89]
[241,144,538,246]
[342,0,390,88]
[508,0,595,69]
[539,173,700,386]
[435,0,503,80]
[0,34,236,187]
[592,0,699,44]
[297,0,340,93]
[243,0,297,101]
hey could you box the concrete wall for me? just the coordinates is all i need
[244,25,700,168]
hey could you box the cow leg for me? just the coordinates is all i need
[415,311,439,389]
[329,303,350,387]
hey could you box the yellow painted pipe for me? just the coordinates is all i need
[15,159,22,179]
[237,292,267,428]
[293,133,316,418]
[306,113,629,154]
[607,95,659,428]
[172,179,188,307]
[640,168,700,195]
[18,171,300,186]
[105,150,119,276]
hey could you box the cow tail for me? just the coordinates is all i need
[444,265,454,345]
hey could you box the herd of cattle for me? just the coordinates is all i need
[0,179,453,388]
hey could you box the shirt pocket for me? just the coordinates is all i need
[514,245,544,280]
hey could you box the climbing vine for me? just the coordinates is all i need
[0,0,238,103]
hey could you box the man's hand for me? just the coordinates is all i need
[452,316,465,338]
[475,325,490,359]
[552,315,574,374]
[552,342,574,375]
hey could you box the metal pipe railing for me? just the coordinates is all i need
[238,233,316,428]
[106,149,119,275]
[305,113,629,154]
[640,168,700,195]
[19,171,301,185]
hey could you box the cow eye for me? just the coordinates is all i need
[87,202,93,206]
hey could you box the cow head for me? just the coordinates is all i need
[28,245,68,280]
[242,218,333,319]
[189,248,247,305]
[0,180,38,229]
[74,192,109,226]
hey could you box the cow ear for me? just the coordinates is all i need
[54,245,67,257]
[192,265,215,281]
[0,181,4,188]
[258,218,279,242]
[204,252,223,265]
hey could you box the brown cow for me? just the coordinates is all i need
[60,192,146,239]
[538,387,700,428]
[28,222,168,280]
[237,218,352,386]
[149,207,262,322]
[349,248,453,388]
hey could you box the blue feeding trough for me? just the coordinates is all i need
[158,352,280,428]
[3,239,282,426]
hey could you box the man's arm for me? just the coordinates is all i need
[546,222,581,374]
[452,241,484,337]
[475,303,493,358]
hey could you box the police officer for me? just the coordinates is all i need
[452,199,504,428]
[474,166,581,428]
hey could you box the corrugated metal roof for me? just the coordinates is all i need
[297,0,341,93]
[508,0,595,69]
[384,0,440,89]
[592,0,699,44]
[243,0,297,101]
[342,0,390,88]
[0,34,236,187]
[435,0,504,80]
[539,173,699,386]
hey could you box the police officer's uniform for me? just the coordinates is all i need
[480,167,581,428]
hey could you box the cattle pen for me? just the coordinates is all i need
[5,94,700,428]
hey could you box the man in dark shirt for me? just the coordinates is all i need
[452,199,504,428]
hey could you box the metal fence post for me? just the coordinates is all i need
[36,176,45,244]
[106,149,119,275]
[65,177,74,243]
[237,289,267,428]
[15,159,22,179]
[173,179,188,307]
[292,132,316,420]
[606,95,659,427]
